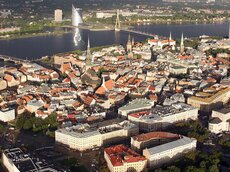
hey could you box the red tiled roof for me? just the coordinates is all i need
[132,131,180,142]
[104,144,146,167]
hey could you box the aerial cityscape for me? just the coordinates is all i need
[0,0,230,172]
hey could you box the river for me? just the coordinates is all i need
[0,22,229,59]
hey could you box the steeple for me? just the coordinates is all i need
[169,32,172,40]
[127,34,132,52]
[228,23,230,39]
[132,37,135,46]
[180,32,184,54]
[86,36,92,70]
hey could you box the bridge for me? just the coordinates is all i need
[115,9,156,38]
[120,29,156,37]
[0,54,28,64]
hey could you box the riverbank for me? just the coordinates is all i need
[0,30,70,41]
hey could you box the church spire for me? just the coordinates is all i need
[228,23,230,39]
[169,32,172,40]
[86,36,92,70]
[180,32,184,54]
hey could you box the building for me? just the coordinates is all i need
[131,131,181,152]
[0,107,15,122]
[188,87,230,112]
[72,5,83,27]
[118,98,155,118]
[54,9,63,22]
[143,136,197,168]
[55,120,138,151]
[104,144,147,172]
[2,148,58,172]
[209,108,230,134]
[128,103,198,132]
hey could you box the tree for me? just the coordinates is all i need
[16,114,26,129]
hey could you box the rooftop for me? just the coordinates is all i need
[119,98,154,111]
[132,131,180,142]
[145,136,196,155]
[104,144,146,167]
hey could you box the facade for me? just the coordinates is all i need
[104,144,147,172]
[143,136,197,168]
[131,131,181,152]
[118,98,154,118]
[0,108,15,122]
[128,103,198,132]
[209,108,230,134]
[188,87,230,112]
[54,9,63,22]
[72,5,83,27]
[55,120,138,151]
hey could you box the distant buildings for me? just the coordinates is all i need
[104,144,147,172]
[72,5,83,27]
[209,108,230,134]
[142,134,197,168]
[55,120,138,151]
[54,9,63,22]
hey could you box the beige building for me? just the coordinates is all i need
[143,136,197,169]
[104,144,147,172]
[0,78,7,90]
[54,9,63,22]
[0,107,15,122]
[55,120,138,151]
[209,108,230,134]
[188,87,230,112]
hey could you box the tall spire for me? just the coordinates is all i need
[86,36,92,70]
[228,23,230,39]
[180,32,184,54]
[127,34,132,52]
[87,36,90,49]
[132,37,135,46]
[169,32,172,40]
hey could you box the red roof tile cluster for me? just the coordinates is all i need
[132,131,180,142]
[104,144,146,167]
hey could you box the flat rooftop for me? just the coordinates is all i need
[145,136,196,155]
[4,148,38,172]
[119,98,154,111]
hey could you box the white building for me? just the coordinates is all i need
[55,120,138,151]
[54,9,63,22]
[209,108,230,134]
[118,98,155,118]
[0,108,15,122]
[143,136,197,168]
[128,103,198,132]
[72,5,83,27]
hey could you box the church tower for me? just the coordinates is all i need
[228,23,230,39]
[180,32,184,54]
[86,36,92,70]
[127,34,132,52]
